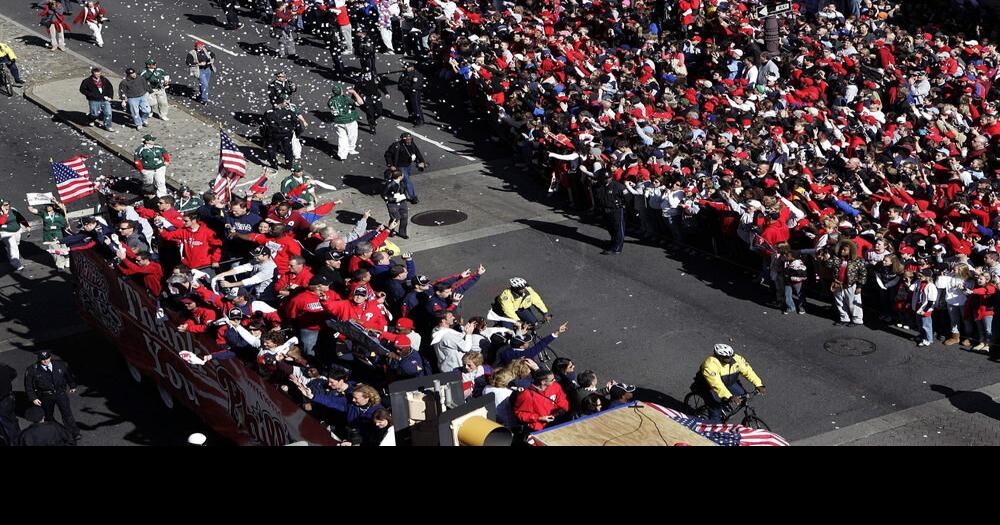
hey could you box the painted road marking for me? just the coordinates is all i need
[397,125,477,162]
[185,34,241,57]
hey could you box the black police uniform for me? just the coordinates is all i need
[267,79,297,106]
[593,177,627,253]
[24,359,79,438]
[263,106,297,168]
[356,73,387,134]
[0,363,19,445]
[18,420,76,446]
[397,68,426,125]
[222,0,241,29]
[356,33,377,76]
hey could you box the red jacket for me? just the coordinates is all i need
[274,267,314,295]
[323,298,388,331]
[159,222,222,269]
[246,233,302,274]
[513,383,570,431]
[285,290,329,330]
[118,258,163,296]
[180,306,217,333]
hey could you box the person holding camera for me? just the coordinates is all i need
[383,133,426,203]
[73,1,107,48]
[382,167,410,239]
[513,368,570,431]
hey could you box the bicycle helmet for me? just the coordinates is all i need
[509,277,528,289]
[713,343,735,357]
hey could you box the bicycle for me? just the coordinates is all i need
[0,63,14,97]
[683,389,771,431]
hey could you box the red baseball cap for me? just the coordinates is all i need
[396,318,414,330]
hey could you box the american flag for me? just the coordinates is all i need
[646,404,790,446]
[52,155,96,204]
[213,130,247,202]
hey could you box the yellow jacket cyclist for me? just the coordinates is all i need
[493,277,549,325]
[696,344,766,422]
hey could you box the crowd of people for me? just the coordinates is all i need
[385,0,1000,355]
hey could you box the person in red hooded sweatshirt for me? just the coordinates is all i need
[235,222,302,274]
[285,275,334,356]
[324,285,389,332]
[513,368,570,431]
[176,297,218,334]
[159,212,223,274]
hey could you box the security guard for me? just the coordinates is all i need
[133,134,171,197]
[692,344,766,423]
[592,170,627,254]
[24,351,80,441]
[263,98,297,169]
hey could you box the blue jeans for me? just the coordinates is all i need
[88,99,113,128]
[400,165,416,199]
[299,328,319,357]
[198,68,213,102]
[705,381,746,423]
[126,96,151,127]
[979,316,993,345]
[784,282,804,312]
[920,315,934,344]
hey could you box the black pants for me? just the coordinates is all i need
[605,207,625,253]
[387,201,409,236]
[223,5,240,28]
[364,101,382,132]
[266,132,294,167]
[40,392,78,437]
[0,395,19,446]
[404,91,423,123]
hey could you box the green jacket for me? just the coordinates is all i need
[140,67,170,91]
[0,209,20,233]
[34,210,68,242]
[327,94,358,124]
[280,174,315,205]
[134,144,169,171]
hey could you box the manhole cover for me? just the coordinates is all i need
[824,337,877,357]
[410,209,468,226]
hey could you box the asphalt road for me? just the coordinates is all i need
[4,0,506,186]
[0,93,130,214]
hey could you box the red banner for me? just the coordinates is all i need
[72,249,339,446]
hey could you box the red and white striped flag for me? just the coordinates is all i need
[52,155,96,204]
[213,129,247,202]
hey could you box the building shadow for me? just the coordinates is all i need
[930,384,1000,422]
[513,219,608,250]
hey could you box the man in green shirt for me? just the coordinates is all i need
[141,58,170,121]
[27,201,69,269]
[280,164,317,209]
[176,185,203,213]
[133,134,171,197]
[0,199,29,271]
[327,81,364,161]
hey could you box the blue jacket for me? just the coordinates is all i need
[496,334,556,366]
[390,351,430,378]
[224,212,262,235]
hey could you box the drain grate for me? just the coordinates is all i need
[410,209,469,226]
[823,337,877,357]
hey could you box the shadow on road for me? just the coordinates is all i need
[930,384,1000,422]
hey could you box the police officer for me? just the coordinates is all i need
[263,98,297,169]
[17,405,76,446]
[382,167,409,239]
[593,171,627,254]
[24,351,80,441]
[397,63,425,126]
[221,0,242,29]
[356,29,377,75]
[0,361,18,446]
[355,70,386,134]
[267,71,297,106]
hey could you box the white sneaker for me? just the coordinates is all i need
[160,116,170,121]
[348,149,360,155]
[917,340,931,347]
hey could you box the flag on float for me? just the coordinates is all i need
[213,129,247,202]
[52,155,96,204]
[301,202,336,224]
[646,404,790,446]
[248,174,269,194]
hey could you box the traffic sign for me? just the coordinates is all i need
[757,2,792,17]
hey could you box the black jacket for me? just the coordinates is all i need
[0,363,14,399]
[384,140,425,168]
[24,361,76,401]
[79,76,114,101]
[397,70,425,94]
[593,180,627,210]
[18,422,76,446]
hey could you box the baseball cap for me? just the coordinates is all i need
[125,67,136,75]
[227,308,245,320]
[291,163,303,172]
[37,351,52,361]
[309,275,331,287]
[250,246,272,257]
[609,381,637,395]
[352,286,369,297]
[325,250,345,261]
[145,58,157,65]
[414,275,431,286]
[394,335,412,349]
[510,335,530,347]
[396,318,414,330]
[143,134,156,142]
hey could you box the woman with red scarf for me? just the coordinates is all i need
[39,1,71,52]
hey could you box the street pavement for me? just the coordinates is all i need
[3,2,1000,446]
